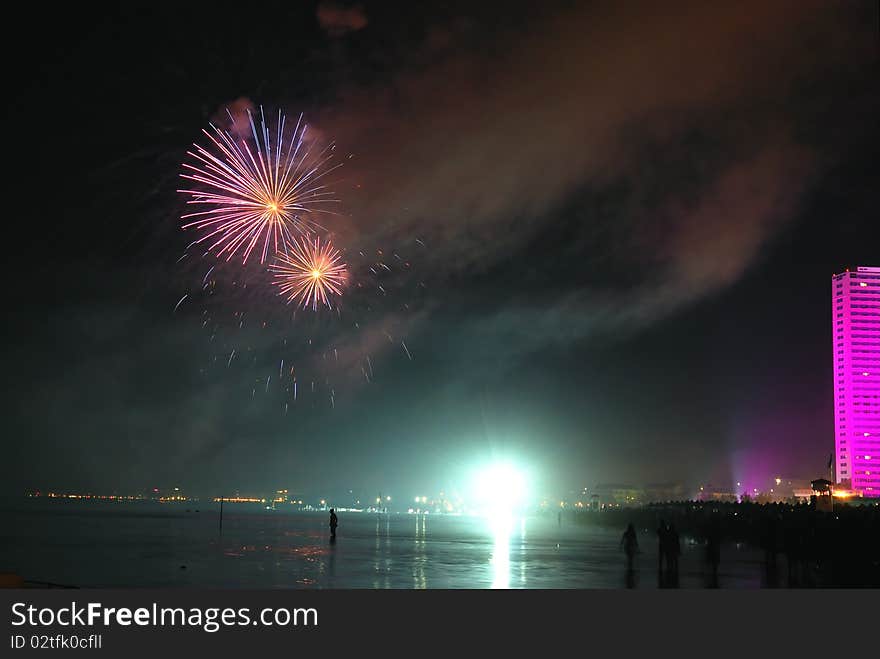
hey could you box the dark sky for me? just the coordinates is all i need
[3,1,878,500]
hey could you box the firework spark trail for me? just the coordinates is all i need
[178,108,343,264]
[270,235,348,310]
[402,341,412,360]
[173,294,188,313]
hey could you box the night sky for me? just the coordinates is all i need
[4,1,878,500]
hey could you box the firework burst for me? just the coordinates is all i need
[271,235,348,310]
[178,108,341,264]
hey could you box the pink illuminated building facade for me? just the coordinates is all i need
[833,266,880,497]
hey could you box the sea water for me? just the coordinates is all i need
[0,500,767,588]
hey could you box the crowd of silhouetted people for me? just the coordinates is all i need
[585,499,880,587]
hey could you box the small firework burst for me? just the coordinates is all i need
[178,107,341,264]
[271,235,348,310]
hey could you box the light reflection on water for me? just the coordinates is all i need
[489,514,512,589]
[1,504,768,588]
[413,513,427,589]
[372,514,392,589]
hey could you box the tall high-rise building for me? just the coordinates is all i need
[832,266,880,497]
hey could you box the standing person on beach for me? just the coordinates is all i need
[329,509,338,539]
[656,519,668,572]
[667,523,681,574]
[620,523,639,571]
[705,521,721,587]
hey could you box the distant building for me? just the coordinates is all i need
[643,483,686,503]
[772,478,814,502]
[832,266,880,497]
[695,485,737,503]
[590,483,644,506]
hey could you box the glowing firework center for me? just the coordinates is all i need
[178,107,342,266]
[178,106,349,311]
[469,462,530,519]
[270,235,348,310]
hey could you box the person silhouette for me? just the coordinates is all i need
[705,522,721,588]
[666,523,681,587]
[657,519,668,572]
[329,508,338,539]
[667,523,681,574]
[620,523,639,571]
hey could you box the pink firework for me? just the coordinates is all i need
[271,235,348,310]
[178,107,341,264]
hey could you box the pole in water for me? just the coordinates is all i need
[219,497,224,535]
